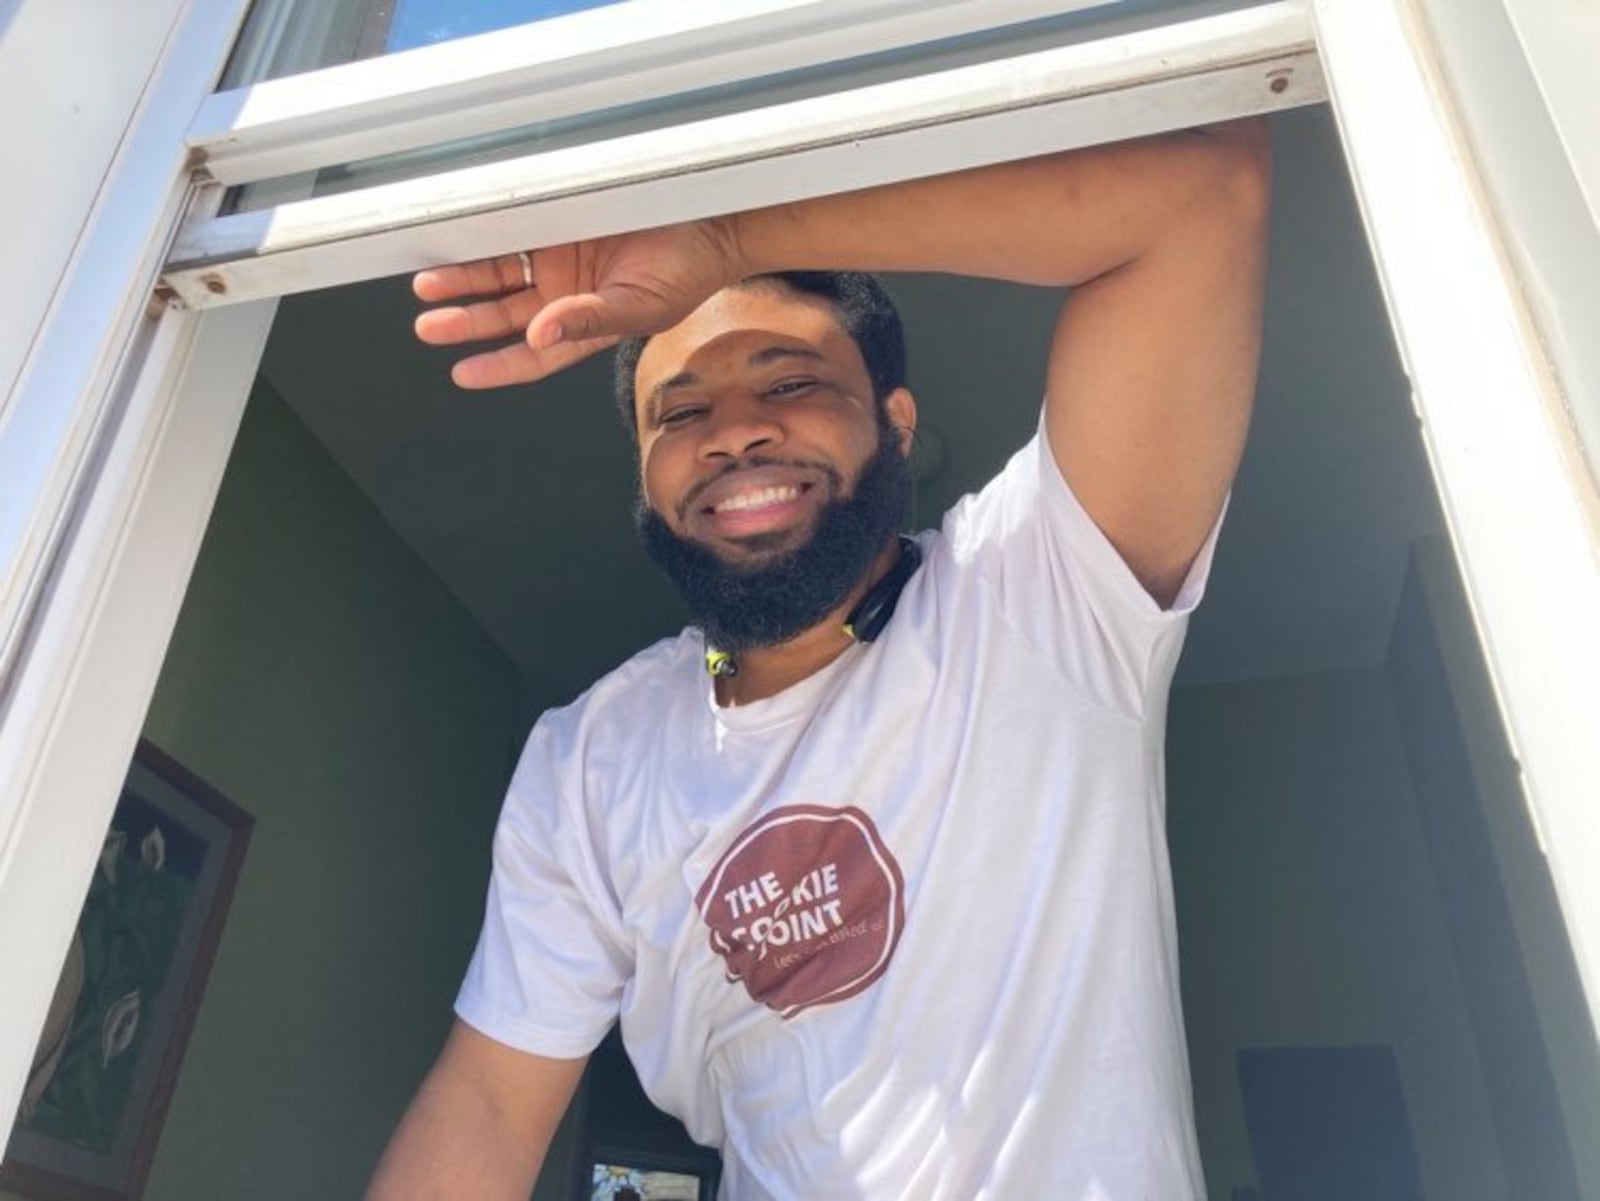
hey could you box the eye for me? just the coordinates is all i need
[657,405,705,429]
[765,377,819,398]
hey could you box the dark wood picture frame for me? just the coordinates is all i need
[1,740,252,1201]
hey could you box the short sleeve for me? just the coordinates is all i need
[940,411,1224,716]
[455,723,632,1059]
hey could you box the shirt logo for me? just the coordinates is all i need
[695,804,905,1018]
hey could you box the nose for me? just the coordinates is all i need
[699,395,784,461]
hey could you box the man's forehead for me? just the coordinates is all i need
[651,283,842,353]
[633,283,855,392]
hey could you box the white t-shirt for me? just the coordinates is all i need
[458,423,1218,1200]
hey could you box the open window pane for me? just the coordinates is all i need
[170,4,1320,307]
[198,1,1274,191]
[220,0,1287,215]
[220,2,1247,212]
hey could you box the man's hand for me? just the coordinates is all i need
[413,219,743,389]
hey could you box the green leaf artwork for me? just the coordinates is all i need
[24,805,199,1155]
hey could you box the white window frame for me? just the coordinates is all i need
[192,0,1149,185]
[165,4,1323,305]
[3,0,1598,1139]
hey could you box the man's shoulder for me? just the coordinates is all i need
[587,628,699,709]
[528,629,699,750]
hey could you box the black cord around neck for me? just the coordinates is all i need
[704,535,922,678]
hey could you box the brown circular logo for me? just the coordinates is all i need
[695,804,905,1018]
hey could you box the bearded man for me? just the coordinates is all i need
[369,120,1271,1200]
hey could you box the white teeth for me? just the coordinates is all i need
[715,485,800,513]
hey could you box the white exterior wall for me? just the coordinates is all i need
[0,0,188,410]
[0,0,263,1137]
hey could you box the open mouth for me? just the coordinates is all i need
[687,468,822,540]
[701,482,816,540]
[707,482,811,515]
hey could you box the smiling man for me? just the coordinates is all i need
[626,274,920,696]
[369,122,1270,1200]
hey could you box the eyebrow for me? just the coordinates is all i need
[644,345,828,424]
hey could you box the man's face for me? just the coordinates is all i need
[633,282,910,559]
[631,282,916,651]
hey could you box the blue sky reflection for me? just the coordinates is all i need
[388,0,628,51]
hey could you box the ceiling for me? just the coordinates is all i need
[259,104,1444,711]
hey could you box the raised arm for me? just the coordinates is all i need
[366,1021,585,1201]
[416,122,1271,603]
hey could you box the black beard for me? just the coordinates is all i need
[635,432,913,654]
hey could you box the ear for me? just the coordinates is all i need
[884,387,918,456]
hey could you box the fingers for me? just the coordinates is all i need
[412,254,528,303]
[411,248,664,388]
[413,285,622,387]
[448,333,622,390]
[414,288,543,346]
[527,284,671,350]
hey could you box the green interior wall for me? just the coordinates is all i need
[1169,668,1505,1201]
[45,382,528,1200]
[1398,540,1600,1198]
[1169,543,1597,1201]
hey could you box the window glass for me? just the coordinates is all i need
[221,0,1266,90]
[389,0,623,51]
[222,0,629,86]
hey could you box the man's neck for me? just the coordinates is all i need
[712,538,903,707]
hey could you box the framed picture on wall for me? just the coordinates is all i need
[1,740,253,1201]
[589,1144,720,1201]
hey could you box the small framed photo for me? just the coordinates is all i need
[590,1144,720,1201]
[2,741,252,1201]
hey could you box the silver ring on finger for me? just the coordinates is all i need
[517,251,534,289]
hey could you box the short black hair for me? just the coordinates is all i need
[612,270,906,436]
